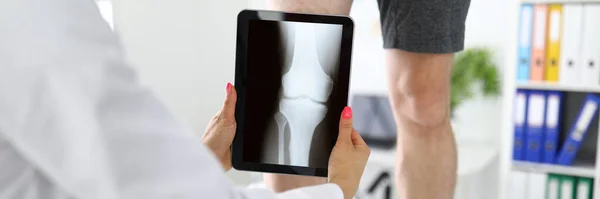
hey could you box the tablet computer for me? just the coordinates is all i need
[232,10,354,177]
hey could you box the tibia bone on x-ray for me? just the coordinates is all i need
[270,22,342,166]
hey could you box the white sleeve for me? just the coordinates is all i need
[0,0,343,199]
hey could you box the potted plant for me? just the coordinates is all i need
[450,47,501,117]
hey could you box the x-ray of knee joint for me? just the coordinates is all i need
[243,20,344,168]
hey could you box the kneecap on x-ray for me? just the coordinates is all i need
[273,22,342,166]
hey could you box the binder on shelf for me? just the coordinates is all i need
[545,4,563,82]
[543,91,563,164]
[561,175,576,199]
[530,4,549,81]
[517,4,534,81]
[513,90,529,161]
[577,177,593,199]
[546,174,560,199]
[526,173,547,199]
[526,91,546,162]
[556,94,600,165]
[580,4,600,85]
[510,171,529,199]
[559,4,584,85]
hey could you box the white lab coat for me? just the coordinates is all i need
[0,0,343,198]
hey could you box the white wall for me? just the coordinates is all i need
[453,0,511,144]
[113,0,245,132]
[112,0,253,184]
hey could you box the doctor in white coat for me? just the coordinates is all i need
[0,0,370,198]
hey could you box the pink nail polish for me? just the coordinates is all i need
[342,106,352,119]
[226,83,232,94]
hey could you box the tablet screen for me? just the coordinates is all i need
[241,20,345,168]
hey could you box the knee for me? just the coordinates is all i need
[391,75,450,129]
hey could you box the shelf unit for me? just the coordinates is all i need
[512,161,596,178]
[507,83,600,198]
[507,82,600,198]
[502,0,600,198]
[517,82,600,93]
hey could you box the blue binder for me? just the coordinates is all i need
[517,4,534,81]
[525,91,546,162]
[543,91,563,164]
[556,94,600,165]
[513,90,529,160]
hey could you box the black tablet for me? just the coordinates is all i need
[232,10,354,177]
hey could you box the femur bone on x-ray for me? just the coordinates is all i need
[263,22,343,167]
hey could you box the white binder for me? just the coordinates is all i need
[548,176,560,199]
[526,173,547,199]
[559,4,584,85]
[561,178,575,199]
[580,4,600,85]
[510,171,529,199]
[577,180,591,199]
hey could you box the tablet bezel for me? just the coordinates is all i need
[232,9,354,177]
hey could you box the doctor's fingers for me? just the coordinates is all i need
[351,130,369,151]
[337,106,353,144]
[217,82,237,125]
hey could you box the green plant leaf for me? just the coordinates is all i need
[450,47,501,117]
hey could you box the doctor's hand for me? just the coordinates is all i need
[202,82,237,171]
[328,107,371,199]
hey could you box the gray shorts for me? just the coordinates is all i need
[377,0,471,53]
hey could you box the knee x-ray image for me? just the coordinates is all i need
[243,20,344,168]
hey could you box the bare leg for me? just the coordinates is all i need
[263,174,327,192]
[266,0,352,15]
[386,50,456,199]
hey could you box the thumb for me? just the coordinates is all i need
[221,82,237,123]
[350,129,368,147]
[337,106,353,143]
